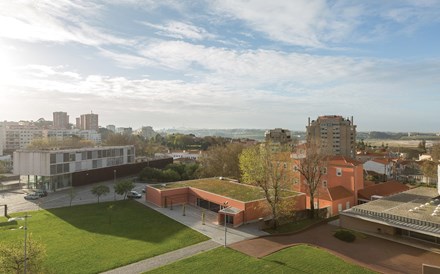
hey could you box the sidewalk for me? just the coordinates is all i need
[101,240,220,274]
[136,199,269,245]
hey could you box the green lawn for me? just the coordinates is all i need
[153,178,298,202]
[0,200,209,274]
[146,245,376,274]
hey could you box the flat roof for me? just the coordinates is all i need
[15,145,134,153]
[343,187,440,236]
[151,178,299,202]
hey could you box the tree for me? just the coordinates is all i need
[198,143,246,179]
[68,187,76,207]
[294,143,327,219]
[240,144,295,229]
[431,143,440,162]
[420,160,438,186]
[91,185,110,203]
[0,236,46,274]
[114,180,135,200]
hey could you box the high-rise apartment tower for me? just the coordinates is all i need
[306,115,356,158]
[53,112,69,129]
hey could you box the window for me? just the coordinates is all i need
[322,180,328,188]
[50,154,56,164]
[338,204,342,212]
[336,168,342,176]
[321,167,327,174]
[346,201,350,209]
[63,153,69,162]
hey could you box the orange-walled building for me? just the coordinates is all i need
[146,178,306,227]
[293,155,364,216]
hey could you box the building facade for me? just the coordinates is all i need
[53,111,69,129]
[307,115,356,158]
[265,128,292,144]
[79,113,99,131]
[13,146,135,190]
[1,123,42,151]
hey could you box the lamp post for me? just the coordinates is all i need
[223,201,228,247]
[8,213,32,274]
[113,170,116,201]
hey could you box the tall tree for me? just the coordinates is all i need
[294,143,327,219]
[91,185,110,203]
[114,180,135,200]
[198,143,246,179]
[420,160,438,186]
[240,144,295,229]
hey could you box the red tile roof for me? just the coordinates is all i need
[327,186,353,201]
[357,180,410,201]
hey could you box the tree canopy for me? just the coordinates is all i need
[114,180,135,200]
[240,144,295,229]
[91,185,110,203]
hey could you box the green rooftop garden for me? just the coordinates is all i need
[151,178,298,202]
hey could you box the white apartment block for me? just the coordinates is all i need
[0,122,42,151]
[14,146,135,190]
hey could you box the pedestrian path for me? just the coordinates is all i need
[136,199,269,245]
[101,240,220,274]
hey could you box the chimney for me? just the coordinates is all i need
[308,117,310,126]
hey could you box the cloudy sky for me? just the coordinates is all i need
[0,1,439,132]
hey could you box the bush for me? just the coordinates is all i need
[334,230,356,242]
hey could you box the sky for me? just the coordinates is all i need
[0,0,439,132]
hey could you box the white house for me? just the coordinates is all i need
[363,158,394,179]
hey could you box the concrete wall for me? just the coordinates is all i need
[340,214,395,235]
[72,158,172,187]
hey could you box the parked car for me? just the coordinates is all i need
[127,191,142,199]
[24,193,40,200]
[34,189,48,197]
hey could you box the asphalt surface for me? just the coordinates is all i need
[0,180,147,214]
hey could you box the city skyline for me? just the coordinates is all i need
[0,1,439,132]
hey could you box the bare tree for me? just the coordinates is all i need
[294,143,327,219]
[198,143,246,179]
[68,187,76,207]
[240,144,296,229]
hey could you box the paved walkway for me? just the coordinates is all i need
[229,223,440,274]
[136,199,269,245]
[101,240,220,274]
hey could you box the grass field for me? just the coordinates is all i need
[0,200,209,274]
[146,245,376,274]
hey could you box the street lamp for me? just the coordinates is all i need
[8,213,32,274]
[113,170,117,201]
[223,201,228,247]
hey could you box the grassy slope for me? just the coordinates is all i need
[0,200,208,274]
[147,245,376,274]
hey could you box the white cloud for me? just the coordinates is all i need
[0,1,131,46]
[141,21,215,40]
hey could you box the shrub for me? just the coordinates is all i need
[334,230,356,242]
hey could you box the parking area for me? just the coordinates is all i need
[0,180,148,214]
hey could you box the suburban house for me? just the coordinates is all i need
[146,177,306,227]
[363,158,394,179]
[292,155,364,216]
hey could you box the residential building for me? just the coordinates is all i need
[146,178,305,227]
[13,146,136,190]
[1,123,42,151]
[265,128,292,144]
[292,155,364,216]
[306,115,356,158]
[79,113,99,131]
[155,150,202,161]
[53,111,69,129]
[106,125,116,132]
[364,158,394,180]
[116,127,132,135]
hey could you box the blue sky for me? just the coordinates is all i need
[0,0,439,132]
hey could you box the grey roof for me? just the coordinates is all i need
[343,187,440,236]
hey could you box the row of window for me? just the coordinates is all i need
[50,148,134,164]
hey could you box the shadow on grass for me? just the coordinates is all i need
[44,200,199,244]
